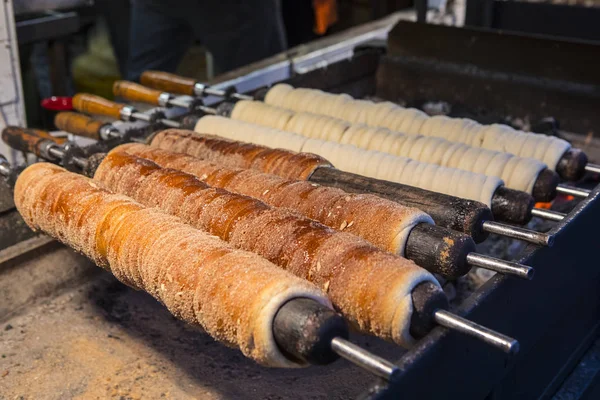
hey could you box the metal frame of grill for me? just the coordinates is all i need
[2,18,599,399]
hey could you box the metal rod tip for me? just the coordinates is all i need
[330,337,400,381]
[434,310,520,355]
[159,119,182,128]
[467,253,534,280]
[482,221,554,247]
[531,208,565,222]
[556,185,591,198]
[585,163,600,174]
[506,339,520,356]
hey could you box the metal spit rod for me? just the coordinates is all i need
[46,146,87,169]
[585,163,600,174]
[531,208,565,222]
[332,306,520,378]
[556,185,591,198]
[331,337,400,381]
[99,125,123,140]
[466,253,534,280]
[120,106,183,128]
[193,82,253,101]
[434,310,519,355]
[0,154,10,177]
[167,96,219,115]
[122,105,216,128]
[482,221,554,246]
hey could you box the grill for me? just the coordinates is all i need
[1,18,599,399]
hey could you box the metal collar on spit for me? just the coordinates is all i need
[193,82,253,101]
[0,154,10,177]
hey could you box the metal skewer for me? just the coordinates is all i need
[43,143,87,169]
[98,125,122,140]
[193,82,253,101]
[158,94,219,116]
[482,220,553,246]
[0,154,10,177]
[556,184,591,198]
[434,310,519,355]
[120,105,184,128]
[466,253,534,280]
[584,163,600,174]
[531,208,565,222]
[331,338,400,381]
[482,221,554,246]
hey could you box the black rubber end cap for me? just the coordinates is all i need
[405,224,476,279]
[181,115,202,130]
[491,186,534,224]
[409,282,448,340]
[466,206,493,244]
[532,168,559,202]
[556,148,588,182]
[273,298,348,366]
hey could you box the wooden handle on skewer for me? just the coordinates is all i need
[32,128,67,145]
[54,112,106,140]
[1,127,57,157]
[113,80,163,105]
[72,93,125,120]
[140,70,196,95]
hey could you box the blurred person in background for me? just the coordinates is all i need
[126,0,287,81]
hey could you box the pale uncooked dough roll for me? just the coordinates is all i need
[195,115,307,152]
[14,162,331,368]
[269,107,545,194]
[231,100,293,130]
[236,98,542,193]
[265,84,348,119]
[369,129,390,151]
[285,112,349,142]
[367,123,544,194]
[264,83,294,107]
[365,101,397,126]
[265,84,572,170]
[95,149,438,346]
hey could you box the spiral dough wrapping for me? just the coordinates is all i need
[14,163,331,368]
